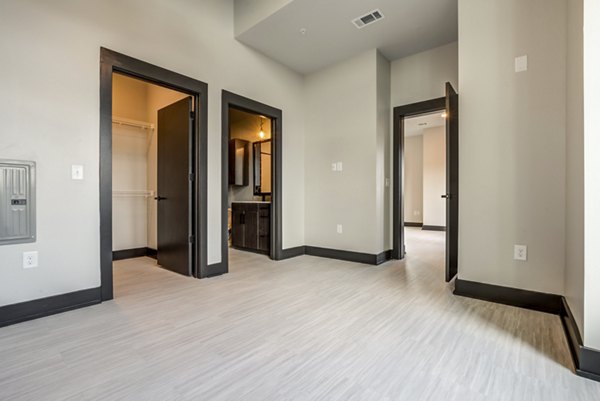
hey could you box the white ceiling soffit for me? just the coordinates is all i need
[404,112,446,137]
[234,0,458,74]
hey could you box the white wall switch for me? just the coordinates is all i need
[514,245,527,261]
[23,251,38,268]
[331,162,337,172]
[71,165,84,180]
[336,224,343,234]
[336,162,343,171]
[515,55,528,72]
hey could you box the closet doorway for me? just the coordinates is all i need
[99,48,208,301]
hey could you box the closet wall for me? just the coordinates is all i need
[112,74,187,252]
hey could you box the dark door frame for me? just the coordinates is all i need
[220,91,283,275]
[392,96,446,260]
[99,47,208,301]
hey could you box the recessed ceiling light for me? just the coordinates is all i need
[300,28,307,35]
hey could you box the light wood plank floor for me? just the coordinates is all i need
[1,228,599,400]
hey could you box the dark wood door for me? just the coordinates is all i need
[157,97,193,276]
[445,82,459,282]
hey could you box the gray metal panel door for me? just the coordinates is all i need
[157,97,193,276]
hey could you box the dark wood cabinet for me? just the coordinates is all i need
[231,202,270,254]
[229,139,249,186]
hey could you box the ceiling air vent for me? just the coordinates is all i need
[352,9,384,29]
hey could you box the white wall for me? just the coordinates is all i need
[584,0,600,350]
[390,41,458,107]
[422,127,446,227]
[0,0,305,307]
[304,50,382,254]
[404,136,423,224]
[458,0,567,294]
[565,0,585,339]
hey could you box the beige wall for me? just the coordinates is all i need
[458,0,567,294]
[565,0,585,339]
[404,136,423,224]
[584,0,600,350]
[0,0,305,307]
[304,50,382,254]
[422,127,446,227]
[390,42,458,107]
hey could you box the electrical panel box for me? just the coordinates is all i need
[0,160,36,245]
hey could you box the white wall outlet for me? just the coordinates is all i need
[71,165,84,180]
[336,224,343,234]
[514,245,527,261]
[23,251,38,269]
[336,161,343,171]
[414,210,421,216]
[331,162,338,172]
[385,178,390,187]
[515,55,528,72]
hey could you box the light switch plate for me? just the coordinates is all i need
[515,55,528,72]
[336,162,343,171]
[336,224,343,234]
[331,163,337,172]
[72,165,84,180]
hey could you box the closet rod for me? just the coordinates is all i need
[112,117,154,131]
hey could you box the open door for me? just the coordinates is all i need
[444,82,459,282]
[156,97,194,276]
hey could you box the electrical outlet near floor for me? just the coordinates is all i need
[23,251,38,269]
[514,245,527,261]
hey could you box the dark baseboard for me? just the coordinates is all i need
[454,279,562,314]
[0,287,102,328]
[304,246,389,265]
[113,248,157,261]
[560,298,600,381]
[454,278,600,382]
[280,246,306,260]
[405,222,423,227]
[375,250,393,265]
[422,225,446,231]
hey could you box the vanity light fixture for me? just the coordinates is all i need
[258,118,266,139]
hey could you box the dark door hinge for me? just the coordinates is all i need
[189,173,195,181]
[189,235,195,243]
[190,111,195,119]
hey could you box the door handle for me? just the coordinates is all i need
[154,196,167,201]
[441,194,452,199]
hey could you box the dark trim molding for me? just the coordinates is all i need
[304,246,391,266]
[221,91,283,276]
[422,225,446,232]
[454,278,600,381]
[280,246,306,260]
[393,97,446,260]
[560,298,600,381]
[0,287,101,328]
[404,222,423,228]
[100,47,208,300]
[454,279,562,314]
[112,248,157,261]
